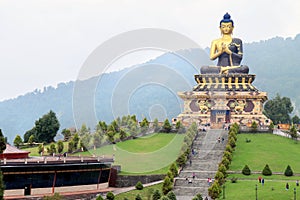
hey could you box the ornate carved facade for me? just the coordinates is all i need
[176,73,269,128]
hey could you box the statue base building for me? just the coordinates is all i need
[176,73,269,129]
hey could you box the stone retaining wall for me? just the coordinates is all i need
[115,174,165,187]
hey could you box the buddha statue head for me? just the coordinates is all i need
[219,13,234,35]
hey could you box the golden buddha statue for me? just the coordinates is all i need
[201,13,249,74]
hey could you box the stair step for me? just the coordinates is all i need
[174,129,228,199]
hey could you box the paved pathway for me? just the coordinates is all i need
[173,129,228,200]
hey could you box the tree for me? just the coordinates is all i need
[26,110,60,143]
[152,189,161,200]
[68,140,75,153]
[106,191,115,200]
[13,135,23,148]
[135,194,142,200]
[289,124,298,140]
[119,129,127,141]
[0,129,6,154]
[169,163,178,177]
[167,191,177,200]
[208,181,221,199]
[72,133,80,149]
[61,129,71,141]
[47,142,56,155]
[38,144,44,155]
[242,165,251,175]
[78,124,89,137]
[292,115,300,124]
[251,121,258,132]
[28,134,35,145]
[284,165,293,176]
[57,140,64,154]
[262,164,272,176]
[162,119,172,133]
[96,195,104,200]
[162,176,173,195]
[135,181,143,190]
[93,132,102,148]
[23,128,36,143]
[264,94,293,124]
[193,193,203,200]
[153,118,160,132]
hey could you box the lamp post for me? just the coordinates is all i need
[255,184,258,200]
[223,185,225,199]
[294,188,296,200]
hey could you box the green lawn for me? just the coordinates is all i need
[114,182,163,200]
[230,133,300,173]
[223,179,299,200]
[85,133,184,174]
[24,133,184,174]
[222,133,300,199]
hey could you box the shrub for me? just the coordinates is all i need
[161,196,169,200]
[215,171,225,185]
[284,165,294,176]
[223,151,232,162]
[176,154,187,167]
[169,163,178,177]
[262,164,272,176]
[166,191,177,200]
[96,195,104,200]
[229,137,236,148]
[230,177,238,183]
[221,157,230,169]
[225,144,233,153]
[162,119,172,133]
[245,138,251,143]
[167,171,174,182]
[192,193,203,200]
[135,181,144,190]
[242,165,251,175]
[251,121,258,131]
[152,189,161,200]
[135,194,142,200]
[218,164,227,177]
[106,191,115,200]
[208,181,221,199]
[162,176,173,195]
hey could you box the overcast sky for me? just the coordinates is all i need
[0,0,299,101]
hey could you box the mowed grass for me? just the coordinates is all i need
[114,182,163,200]
[223,133,300,199]
[78,133,184,174]
[230,133,300,173]
[223,179,298,200]
[23,133,184,174]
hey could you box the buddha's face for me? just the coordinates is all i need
[220,22,234,34]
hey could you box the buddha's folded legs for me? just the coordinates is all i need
[200,65,249,74]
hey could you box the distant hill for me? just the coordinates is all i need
[1,34,300,142]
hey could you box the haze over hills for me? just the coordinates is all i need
[1,34,300,142]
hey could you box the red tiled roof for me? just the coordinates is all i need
[3,144,30,154]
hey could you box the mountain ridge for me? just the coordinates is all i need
[1,34,300,142]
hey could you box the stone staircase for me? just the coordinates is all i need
[174,129,228,200]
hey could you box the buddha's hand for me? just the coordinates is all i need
[224,45,232,55]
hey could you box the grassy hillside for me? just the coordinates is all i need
[24,133,184,174]
[230,134,300,173]
[223,133,300,200]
